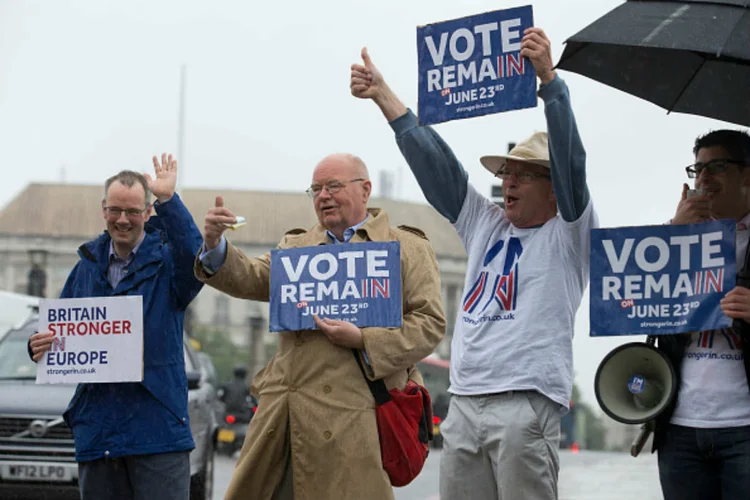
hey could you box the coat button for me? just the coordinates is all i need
[324,431,332,439]
[323,385,332,394]
[289,385,297,392]
[105,451,110,457]
[268,428,275,437]
[295,339,303,346]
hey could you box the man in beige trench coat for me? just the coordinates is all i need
[194,153,446,500]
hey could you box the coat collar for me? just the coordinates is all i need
[79,226,164,271]
[305,208,392,245]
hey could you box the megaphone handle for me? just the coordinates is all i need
[630,420,655,457]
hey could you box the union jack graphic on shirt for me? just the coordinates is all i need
[720,329,743,350]
[462,237,523,313]
[695,331,716,348]
[689,329,743,350]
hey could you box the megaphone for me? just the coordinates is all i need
[594,338,677,426]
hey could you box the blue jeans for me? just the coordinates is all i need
[658,424,750,500]
[78,451,190,500]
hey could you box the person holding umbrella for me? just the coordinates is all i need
[656,129,750,500]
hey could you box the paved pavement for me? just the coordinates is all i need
[212,448,664,499]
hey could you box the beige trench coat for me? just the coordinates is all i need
[194,208,446,500]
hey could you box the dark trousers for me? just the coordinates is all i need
[658,424,750,500]
[78,451,190,500]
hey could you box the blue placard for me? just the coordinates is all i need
[590,220,736,336]
[269,241,403,332]
[416,6,537,126]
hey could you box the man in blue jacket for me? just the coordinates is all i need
[351,28,598,500]
[28,153,204,500]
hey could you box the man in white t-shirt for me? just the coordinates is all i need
[655,129,750,500]
[350,28,598,499]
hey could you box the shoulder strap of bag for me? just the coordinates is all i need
[352,349,391,406]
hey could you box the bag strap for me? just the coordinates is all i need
[352,349,391,406]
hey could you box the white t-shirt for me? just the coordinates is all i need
[671,228,750,428]
[449,183,598,409]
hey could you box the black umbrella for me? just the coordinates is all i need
[556,0,750,126]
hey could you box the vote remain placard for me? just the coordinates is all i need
[416,6,537,125]
[269,242,403,332]
[590,220,736,336]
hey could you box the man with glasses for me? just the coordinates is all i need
[193,153,445,499]
[655,129,750,500]
[28,155,205,500]
[350,27,598,499]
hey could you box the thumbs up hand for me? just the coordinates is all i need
[350,47,386,100]
[350,47,407,121]
[204,196,240,250]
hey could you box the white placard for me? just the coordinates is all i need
[35,296,144,384]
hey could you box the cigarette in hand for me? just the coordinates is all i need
[223,216,246,230]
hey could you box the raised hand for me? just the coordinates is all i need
[351,47,386,100]
[672,183,711,225]
[351,47,407,121]
[145,153,178,203]
[203,196,238,250]
[520,27,556,85]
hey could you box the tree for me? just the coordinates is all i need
[190,325,251,384]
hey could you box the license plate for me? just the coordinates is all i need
[218,429,236,442]
[433,424,440,436]
[0,463,73,482]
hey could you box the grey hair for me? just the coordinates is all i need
[103,170,152,207]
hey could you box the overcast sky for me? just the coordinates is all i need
[0,0,743,410]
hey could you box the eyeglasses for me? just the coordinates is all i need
[306,178,365,198]
[104,206,148,219]
[685,159,746,179]
[495,168,551,183]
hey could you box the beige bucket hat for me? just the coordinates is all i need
[479,131,550,175]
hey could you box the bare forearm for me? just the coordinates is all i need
[373,85,408,122]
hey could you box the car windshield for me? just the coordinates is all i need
[0,330,37,380]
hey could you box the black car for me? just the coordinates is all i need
[0,315,218,500]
